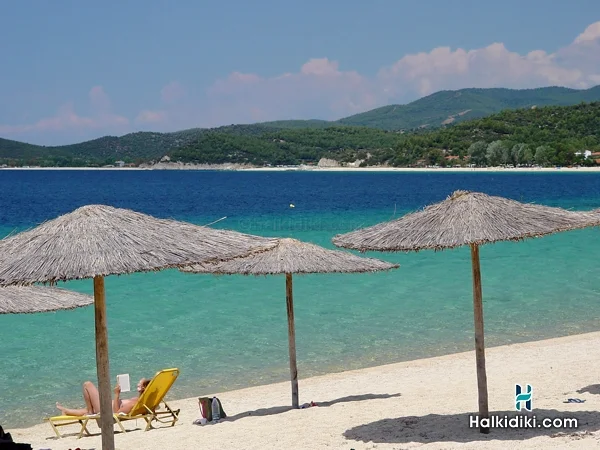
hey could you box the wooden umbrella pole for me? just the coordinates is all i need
[94,276,115,450]
[285,273,299,409]
[470,244,489,434]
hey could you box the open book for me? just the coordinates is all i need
[117,373,130,392]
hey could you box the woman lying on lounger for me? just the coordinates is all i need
[56,378,151,416]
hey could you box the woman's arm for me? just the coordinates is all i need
[112,384,122,413]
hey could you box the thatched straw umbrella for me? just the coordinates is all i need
[332,190,600,433]
[0,285,92,314]
[181,237,398,408]
[0,204,277,450]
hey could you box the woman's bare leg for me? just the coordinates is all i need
[55,402,88,416]
[56,381,101,416]
[82,381,101,414]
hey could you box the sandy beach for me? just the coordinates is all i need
[243,166,600,173]
[9,331,600,450]
[3,165,600,172]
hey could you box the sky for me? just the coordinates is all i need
[1,0,600,145]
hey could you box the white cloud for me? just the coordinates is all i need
[160,81,185,104]
[203,57,381,126]
[135,110,167,124]
[89,86,112,113]
[300,58,341,76]
[0,87,128,136]
[205,21,600,124]
[574,22,600,43]
[133,81,195,129]
[3,21,600,142]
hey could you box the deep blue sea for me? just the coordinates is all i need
[2,169,600,428]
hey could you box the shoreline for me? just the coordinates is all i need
[10,331,600,449]
[2,165,600,172]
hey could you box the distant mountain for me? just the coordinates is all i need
[0,122,333,165]
[336,85,600,130]
[0,137,58,160]
[2,102,598,168]
[169,102,600,167]
[256,119,331,129]
[0,129,205,164]
[2,85,600,166]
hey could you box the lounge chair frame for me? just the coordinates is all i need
[45,368,180,439]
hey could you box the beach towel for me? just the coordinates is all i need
[198,397,227,421]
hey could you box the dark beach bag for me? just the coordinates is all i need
[0,424,32,450]
[198,397,227,421]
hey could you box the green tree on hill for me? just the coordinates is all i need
[1,101,600,168]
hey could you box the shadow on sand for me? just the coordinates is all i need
[226,393,401,422]
[578,384,600,395]
[44,424,141,441]
[344,409,599,446]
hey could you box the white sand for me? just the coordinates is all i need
[3,165,600,172]
[9,332,600,449]
[242,166,600,173]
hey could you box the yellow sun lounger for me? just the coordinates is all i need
[46,368,181,439]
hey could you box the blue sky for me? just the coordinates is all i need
[1,0,599,145]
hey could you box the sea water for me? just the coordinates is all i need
[1,170,600,428]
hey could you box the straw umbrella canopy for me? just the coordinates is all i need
[0,204,277,450]
[181,237,398,408]
[0,285,92,314]
[332,190,600,433]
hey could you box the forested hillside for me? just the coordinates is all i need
[1,102,599,168]
[337,85,600,130]
[171,102,600,167]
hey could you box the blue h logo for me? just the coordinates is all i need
[515,384,533,411]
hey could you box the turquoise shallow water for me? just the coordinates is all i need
[1,171,600,428]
